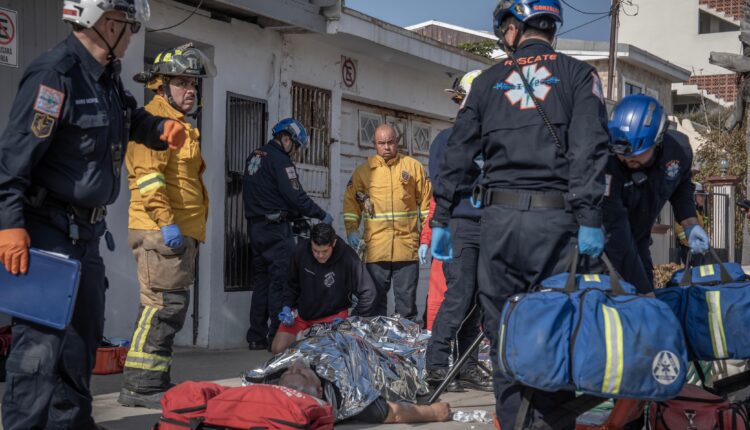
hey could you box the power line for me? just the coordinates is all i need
[147,0,205,33]
[560,0,612,15]
[557,12,612,36]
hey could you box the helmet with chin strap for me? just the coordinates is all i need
[608,94,668,157]
[493,0,563,51]
[133,43,216,116]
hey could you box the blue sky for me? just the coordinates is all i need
[344,0,613,41]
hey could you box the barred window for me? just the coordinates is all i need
[292,82,331,167]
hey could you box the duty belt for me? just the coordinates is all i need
[44,195,108,224]
[249,212,289,225]
[484,189,566,210]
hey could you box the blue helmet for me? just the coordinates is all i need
[493,0,563,36]
[272,118,309,150]
[608,94,668,157]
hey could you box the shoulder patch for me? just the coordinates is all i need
[31,113,55,139]
[246,155,262,175]
[591,72,605,104]
[34,85,65,119]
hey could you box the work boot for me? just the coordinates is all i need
[425,368,462,392]
[457,366,494,392]
[118,388,167,410]
[248,340,268,351]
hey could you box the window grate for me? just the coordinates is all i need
[291,82,331,168]
[224,92,267,292]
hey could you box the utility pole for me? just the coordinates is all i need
[607,0,620,100]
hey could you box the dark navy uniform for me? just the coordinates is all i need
[425,127,484,378]
[434,39,610,427]
[0,35,168,430]
[242,140,326,346]
[603,130,696,293]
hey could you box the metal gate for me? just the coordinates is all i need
[224,93,267,292]
[668,192,730,263]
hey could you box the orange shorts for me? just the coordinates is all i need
[277,309,349,336]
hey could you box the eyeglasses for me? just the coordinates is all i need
[107,17,142,34]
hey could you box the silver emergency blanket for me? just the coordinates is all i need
[243,316,430,420]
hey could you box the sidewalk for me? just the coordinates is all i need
[0,346,496,429]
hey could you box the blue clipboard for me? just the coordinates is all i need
[0,248,81,330]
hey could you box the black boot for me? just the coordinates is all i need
[425,368,463,392]
[457,365,494,391]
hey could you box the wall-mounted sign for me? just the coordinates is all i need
[0,7,18,68]
[341,56,357,91]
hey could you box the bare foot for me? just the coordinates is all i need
[432,402,452,422]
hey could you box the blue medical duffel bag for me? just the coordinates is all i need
[499,254,688,400]
[656,251,750,360]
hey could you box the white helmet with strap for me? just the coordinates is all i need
[62,0,150,28]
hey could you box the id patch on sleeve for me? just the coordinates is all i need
[285,166,297,180]
[34,85,66,119]
[604,174,612,197]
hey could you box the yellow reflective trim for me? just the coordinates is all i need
[124,359,169,372]
[343,213,360,220]
[163,53,172,63]
[706,291,728,358]
[136,172,165,187]
[126,350,171,363]
[139,182,165,195]
[498,324,506,372]
[602,304,624,394]
[174,49,183,55]
[363,211,419,221]
[699,265,715,278]
[583,274,601,283]
[130,306,155,353]
[134,306,158,353]
[155,53,162,63]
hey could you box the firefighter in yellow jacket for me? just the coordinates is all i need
[118,43,216,409]
[344,124,431,320]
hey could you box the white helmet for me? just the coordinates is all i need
[62,0,150,28]
[445,69,483,105]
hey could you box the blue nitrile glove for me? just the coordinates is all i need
[331,317,345,327]
[160,224,183,249]
[685,224,710,254]
[418,244,429,265]
[578,226,604,257]
[431,227,453,261]
[348,232,361,248]
[278,306,295,326]
[321,212,333,225]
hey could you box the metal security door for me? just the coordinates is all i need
[224,93,266,291]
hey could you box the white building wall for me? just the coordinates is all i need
[618,0,739,76]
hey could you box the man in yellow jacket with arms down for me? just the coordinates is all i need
[118,43,216,409]
[344,124,432,320]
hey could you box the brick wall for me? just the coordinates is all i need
[688,74,738,102]
[699,0,743,21]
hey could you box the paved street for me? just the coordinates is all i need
[0,346,496,429]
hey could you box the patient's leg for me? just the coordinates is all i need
[271,331,297,354]
[384,401,452,423]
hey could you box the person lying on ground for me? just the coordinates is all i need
[272,222,378,354]
[278,360,451,424]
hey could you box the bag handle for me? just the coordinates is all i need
[563,251,627,295]
[679,248,733,286]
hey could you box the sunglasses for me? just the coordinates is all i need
[107,17,142,34]
[610,140,634,156]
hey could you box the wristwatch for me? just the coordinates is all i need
[429,219,449,229]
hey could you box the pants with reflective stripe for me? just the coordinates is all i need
[426,217,481,371]
[2,214,106,430]
[478,204,577,430]
[122,230,196,394]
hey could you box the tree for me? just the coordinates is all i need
[458,40,497,59]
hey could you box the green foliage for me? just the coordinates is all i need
[693,123,748,249]
[458,40,497,59]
